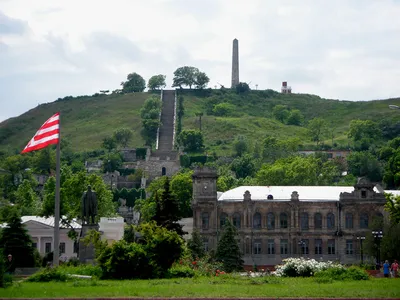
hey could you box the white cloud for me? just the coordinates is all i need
[1,0,400,121]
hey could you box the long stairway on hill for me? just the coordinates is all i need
[157,90,175,152]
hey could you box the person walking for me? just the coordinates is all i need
[383,260,391,278]
[391,260,399,278]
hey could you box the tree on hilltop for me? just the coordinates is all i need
[121,72,146,93]
[148,74,166,91]
[172,66,209,89]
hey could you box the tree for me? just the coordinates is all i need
[272,105,289,123]
[113,128,133,148]
[154,177,184,237]
[178,130,204,152]
[148,74,166,91]
[172,66,199,89]
[215,220,243,272]
[187,228,205,259]
[121,72,146,93]
[0,209,35,268]
[347,151,383,182]
[348,119,381,142]
[195,72,209,89]
[307,118,327,146]
[233,135,249,157]
[102,137,117,153]
[41,167,115,228]
[235,82,250,94]
[140,96,162,146]
[286,109,304,126]
[170,171,193,218]
[386,193,400,225]
[230,154,257,179]
[32,148,55,175]
[13,179,41,216]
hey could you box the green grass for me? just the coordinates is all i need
[0,277,399,298]
[1,89,400,155]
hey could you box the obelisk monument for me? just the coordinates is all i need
[231,38,239,88]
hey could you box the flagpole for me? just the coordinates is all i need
[53,115,61,267]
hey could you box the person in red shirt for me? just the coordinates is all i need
[391,260,399,278]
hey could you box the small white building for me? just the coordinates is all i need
[2,216,125,261]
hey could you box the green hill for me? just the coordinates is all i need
[1,89,400,154]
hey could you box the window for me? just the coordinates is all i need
[346,240,353,255]
[345,213,353,229]
[267,194,273,200]
[280,239,288,255]
[300,212,309,230]
[268,239,275,254]
[360,213,369,229]
[314,213,322,229]
[267,212,275,230]
[73,241,79,254]
[220,213,228,228]
[161,167,166,176]
[203,239,209,252]
[45,242,51,254]
[280,213,288,228]
[361,190,367,198]
[233,213,241,229]
[253,212,261,229]
[315,239,322,255]
[202,212,209,229]
[327,213,335,229]
[328,239,335,255]
[59,242,66,254]
[254,240,262,255]
[32,242,37,249]
[300,239,309,255]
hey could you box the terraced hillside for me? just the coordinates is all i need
[1,89,400,154]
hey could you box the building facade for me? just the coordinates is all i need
[191,168,387,267]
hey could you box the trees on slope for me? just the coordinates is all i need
[148,74,166,91]
[121,72,146,93]
[172,66,209,89]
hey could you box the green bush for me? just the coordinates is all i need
[167,265,195,278]
[27,267,69,282]
[315,266,369,281]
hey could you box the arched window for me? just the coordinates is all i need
[345,213,353,229]
[161,167,166,176]
[220,213,228,228]
[233,213,241,229]
[253,212,261,229]
[280,212,288,229]
[360,213,369,229]
[267,212,275,230]
[314,213,322,229]
[267,194,274,200]
[201,212,209,229]
[300,212,309,230]
[327,213,335,229]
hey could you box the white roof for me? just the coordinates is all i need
[218,186,385,202]
[385,190,400,196]
[21,216,81,229]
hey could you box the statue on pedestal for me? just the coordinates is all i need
[81,185,98,225]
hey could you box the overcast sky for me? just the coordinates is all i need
[1,0,400,122]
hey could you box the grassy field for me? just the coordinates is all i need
[1,89,400,155]
[0,277,399,298]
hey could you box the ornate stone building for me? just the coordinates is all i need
[191,168,387,267]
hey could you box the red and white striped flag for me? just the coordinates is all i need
[21,113,60,153]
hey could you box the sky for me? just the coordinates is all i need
[1,0,400,122]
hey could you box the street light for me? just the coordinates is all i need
[356,236,366,264]
[372,230,383,270]
[298,240,306,256]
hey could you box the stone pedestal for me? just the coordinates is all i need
[78,224,99,264]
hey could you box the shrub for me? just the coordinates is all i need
[167,265,195,278]
[60,264,102,278]
[213,103,235,116]
[27,267,69,282]
[274,257,343,277]
[315,266,369,281]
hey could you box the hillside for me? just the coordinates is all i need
[1,89,400,154]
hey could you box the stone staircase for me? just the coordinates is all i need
[157,90,176,151]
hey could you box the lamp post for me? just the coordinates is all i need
[372,230,383,270]
[356,236,365,265]
[298,240,306,256]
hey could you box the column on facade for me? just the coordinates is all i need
[38,236,41,253]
